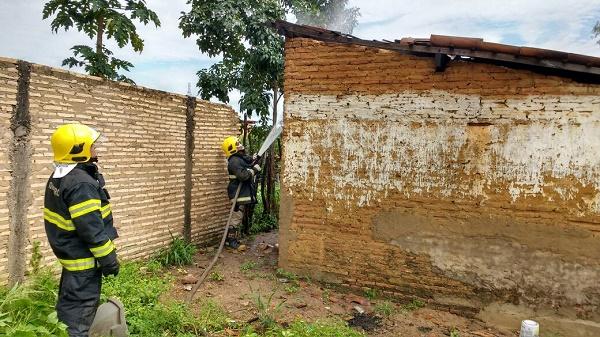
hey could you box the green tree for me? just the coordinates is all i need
[295,0,360,34]
[179,0,359,216]
[42,0,160,83]
[595,21,600,45]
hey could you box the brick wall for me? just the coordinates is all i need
[0,57,238,285]
[0,58,18,281]
[280,38,600,335]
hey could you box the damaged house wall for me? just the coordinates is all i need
[279,38,600,335]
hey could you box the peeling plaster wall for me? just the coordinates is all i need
[280,38,600,335]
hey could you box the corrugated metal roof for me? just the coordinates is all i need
[274,21,600,81]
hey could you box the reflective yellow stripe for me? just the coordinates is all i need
[69,199,101,219]
[44,208,75,231]
[58,257,95,271]
[90,240,115,258]
[237,196,252,202]
[101,204,112,219]
[229,175,237,180]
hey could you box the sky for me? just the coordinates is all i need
[1,0,600,113]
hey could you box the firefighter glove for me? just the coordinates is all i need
[98,252,120,277]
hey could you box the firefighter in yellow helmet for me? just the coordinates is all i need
[222,136,261,240]
[44,123,119,337]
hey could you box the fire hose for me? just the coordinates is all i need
[187,124,282,303]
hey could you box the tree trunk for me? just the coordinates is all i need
[96,16,105,54]
[243,113,248,147]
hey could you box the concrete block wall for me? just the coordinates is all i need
[0,57,238,285]
[280,38,600,336]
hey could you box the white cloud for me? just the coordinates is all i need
[349,0,600,56]
[1,0,599,115]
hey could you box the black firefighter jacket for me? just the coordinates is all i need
[44,163,118,272]
[227,153,257,206]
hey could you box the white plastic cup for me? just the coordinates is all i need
[519,320,540,337]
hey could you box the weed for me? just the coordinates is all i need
[364,288,378,301]
[250,183,280,234]
[241,261,258,272]
[322,289,331,303]
[101,262,207,336]
[374,300,396,317]
[28,241,43,275]
[209,271,224,282]
[241,320,364,337]
[152,235,197,267]
[250,211,278,234]
[401,298,425,313]
[0,269,68,337]
[196,299,231,332]
[450,327,460,337]
[284,284,300,294]
[276,268,298,282]
[252,288,286,329]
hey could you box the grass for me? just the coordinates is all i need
[102,262,205,336]
[151,235,197,267]
[241,320,365,337]
[276,268,298,282]
[322,289,331,303]
[0,270,68,337]
[2,254,365,337]
[374,300,396,317]
[240,261,259,272]
[400,299,425,313]
[284,284,300,294]
[209,271,225,282]
[249,183,280,234]
[196,299,232,333]
[364,288,378,301]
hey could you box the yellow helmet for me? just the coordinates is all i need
[51,123,101,163]
[221,136,241,158]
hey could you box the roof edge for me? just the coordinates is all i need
[273,21,600,81]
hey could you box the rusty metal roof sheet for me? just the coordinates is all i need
[274,21,600,80]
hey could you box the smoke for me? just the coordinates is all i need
[295,0,361,34]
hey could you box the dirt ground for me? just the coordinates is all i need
[167,231,519,337]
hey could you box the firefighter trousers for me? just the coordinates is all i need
[57,268,102,337]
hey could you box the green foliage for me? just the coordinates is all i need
[450,328,461,337]
[276,268,298,282]
[28,241,43,275]
[363,288,378,301]
[594,21,600,45]
[373,300,396,317]
[62,45,135,83]
[284,284,300,294]
[241,261,259,272]
[179,0,359,118]
[152,235,197,267]
[252,288,286,329]
[196,299,231,332]
[322,289,330,303]
[250,180,280,234]
[0,270,68,337]
[209,271,224,282]
[42,0,160,82]
[401,298,425,313]
[241,320,364,337]
[102,262,208,336]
